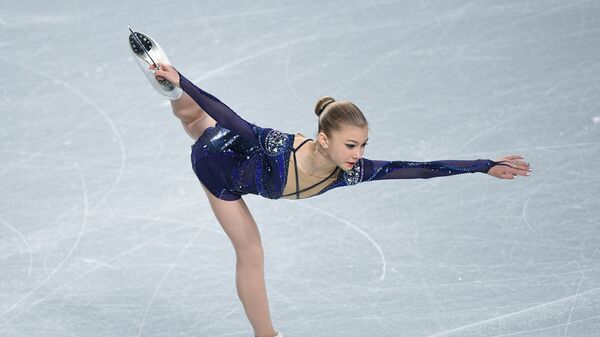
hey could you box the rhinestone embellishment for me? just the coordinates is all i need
[264,129,288,156]
[343,158,364,185]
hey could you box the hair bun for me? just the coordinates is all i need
[315,96,335,117]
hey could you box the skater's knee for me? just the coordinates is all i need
[235,243,264,266]
[172,105,202,124]
[185,115,215,140]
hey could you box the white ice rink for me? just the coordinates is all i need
[1,1,599,336]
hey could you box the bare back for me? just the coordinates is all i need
[281,133,339,200]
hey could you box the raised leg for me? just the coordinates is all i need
[170,92,216,140]
[199,183,278,337]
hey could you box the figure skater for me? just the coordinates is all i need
[128,31,532,337]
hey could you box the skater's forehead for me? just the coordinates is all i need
[332,126,369,142]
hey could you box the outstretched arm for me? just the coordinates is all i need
[361,155,531,181]
[152,63,258,143]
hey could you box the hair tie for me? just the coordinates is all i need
[319,100,335,117]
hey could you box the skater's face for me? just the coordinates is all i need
[321,125,369,171]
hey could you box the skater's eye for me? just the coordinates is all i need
[346,143,367,149]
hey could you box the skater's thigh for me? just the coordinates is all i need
[187,114,217,140]
[199,183,262,251]
[174,92,217,139]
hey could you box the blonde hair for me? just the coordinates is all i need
[314,96,368,135]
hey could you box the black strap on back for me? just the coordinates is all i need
[285,139,339,199]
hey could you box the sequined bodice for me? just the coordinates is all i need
[193,125,340,200]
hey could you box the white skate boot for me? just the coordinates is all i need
[128,30,182,100]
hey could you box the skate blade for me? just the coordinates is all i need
[129,32,176,90]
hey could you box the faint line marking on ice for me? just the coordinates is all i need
[0,102,103,176]
[418,269,445,330]
[0,223,189,329]
[192,40,301,83]
[337,48,402,93]
[137,228,202,337]
[530,142,600,152]
[283,36,302,103]
[190,20,418,84]
[290,202,387,281]
[93,6,303,42]
[0,56,126,212]
[521,181,546,234]
[456,112,527,153]
[269,287,310,330]
[195,303,243,335]
[0,219,33,276]
[121,214,228,237]
[492,313,600,337]
[283,12,328,104]
[505,1,588,28]
[422,285,600,337]
[562,244,600,337]
[77,257,117,270]
[460,141,600,159]
[1,163,88,319]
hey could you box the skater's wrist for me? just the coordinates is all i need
[175,69,183,88]
[177,72,184,89]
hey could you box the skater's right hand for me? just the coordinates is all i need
[150,62,180,88]
[486,154,531,179]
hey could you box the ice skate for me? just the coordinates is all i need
[128,29,182,100]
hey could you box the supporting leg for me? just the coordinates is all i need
[200,184,278,337]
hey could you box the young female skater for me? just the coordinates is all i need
[129,31,532,337]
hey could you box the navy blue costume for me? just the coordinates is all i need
[181,73,500,201]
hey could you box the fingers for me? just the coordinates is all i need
[494,155,532,175]
[505,165,530,177]
[514,160,530,167]
[149,62,171,73]
[156,62,172,72]
[500,173,518,179]
[495,167,520,179]
[501,166,530,179]
[516,162,532,173]
[490,161,532,179]
[511,160,532,174]
[148,65,166,82]
[149,64,168,81]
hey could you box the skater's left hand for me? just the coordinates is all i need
[150,62,180,87]
[487,155,532,179]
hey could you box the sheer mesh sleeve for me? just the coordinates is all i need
[360,158,497,181]
[178,73,258,144]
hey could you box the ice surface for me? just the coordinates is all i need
[1,1,599,336]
